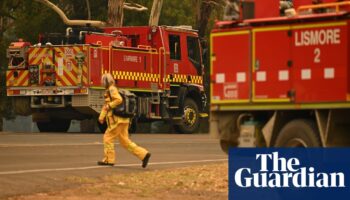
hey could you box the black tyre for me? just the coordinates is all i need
[220,139,238,155]
[274,119,322,147]
[37,119,71,132]
[174,98,200,134]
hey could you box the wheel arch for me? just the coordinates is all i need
[183,84,203,111]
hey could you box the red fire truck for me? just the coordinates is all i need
[210,0,350,151]
[6,24,207,133]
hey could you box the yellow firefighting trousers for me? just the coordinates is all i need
[102,122,148,164]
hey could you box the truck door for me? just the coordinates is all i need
[167,33,186,84]
[211,30,251,103]
[252,26,292,102]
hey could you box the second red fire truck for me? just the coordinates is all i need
[210,0,350,151]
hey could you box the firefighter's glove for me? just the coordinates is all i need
[98,118,105,124]
[98,105,108,124]
[102,104,111,112]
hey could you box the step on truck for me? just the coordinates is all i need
[210,0,350,152]
[6,21,207,133]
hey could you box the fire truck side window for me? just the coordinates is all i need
[187,36,202,75]
[169,35,181,60]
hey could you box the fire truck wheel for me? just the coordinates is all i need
[175,98,200,134]
[274,119,322,147]
[37,119,71,132]
[220,139,238,155]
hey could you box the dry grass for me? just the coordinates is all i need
[10,163,228,200]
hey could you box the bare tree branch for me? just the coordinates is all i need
[35,0,106,27]
[124,2,148,11]
[0,11,16,20]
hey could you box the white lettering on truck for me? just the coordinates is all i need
[123,55,141,63]
[295,29,340,46]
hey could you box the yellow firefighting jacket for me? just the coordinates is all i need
[99,85,129,130]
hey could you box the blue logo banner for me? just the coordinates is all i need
[229,148,350,200]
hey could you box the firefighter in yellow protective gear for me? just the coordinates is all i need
[98,73,151,168]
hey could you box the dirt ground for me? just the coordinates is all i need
[9,163,228,200]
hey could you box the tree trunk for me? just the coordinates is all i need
[108,0,124,27]
[196,0,213,39]
[194,0,201,27]
[194,0,228,39]
[85,0,91,20]
[149,0,163,26]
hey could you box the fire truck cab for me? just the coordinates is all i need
[210,0,350,151]
[6,25,207,133]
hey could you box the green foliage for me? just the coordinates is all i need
[11,1,63,43]
[159,0,195,26]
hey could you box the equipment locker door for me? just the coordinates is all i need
[89,47,103,86]
[291,21,348,102]
[110,47,157,90]
[54,46,88,87]
[253,26,292,102]
[210,30,251,103]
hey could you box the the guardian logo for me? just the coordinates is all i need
[234,152,345,188]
